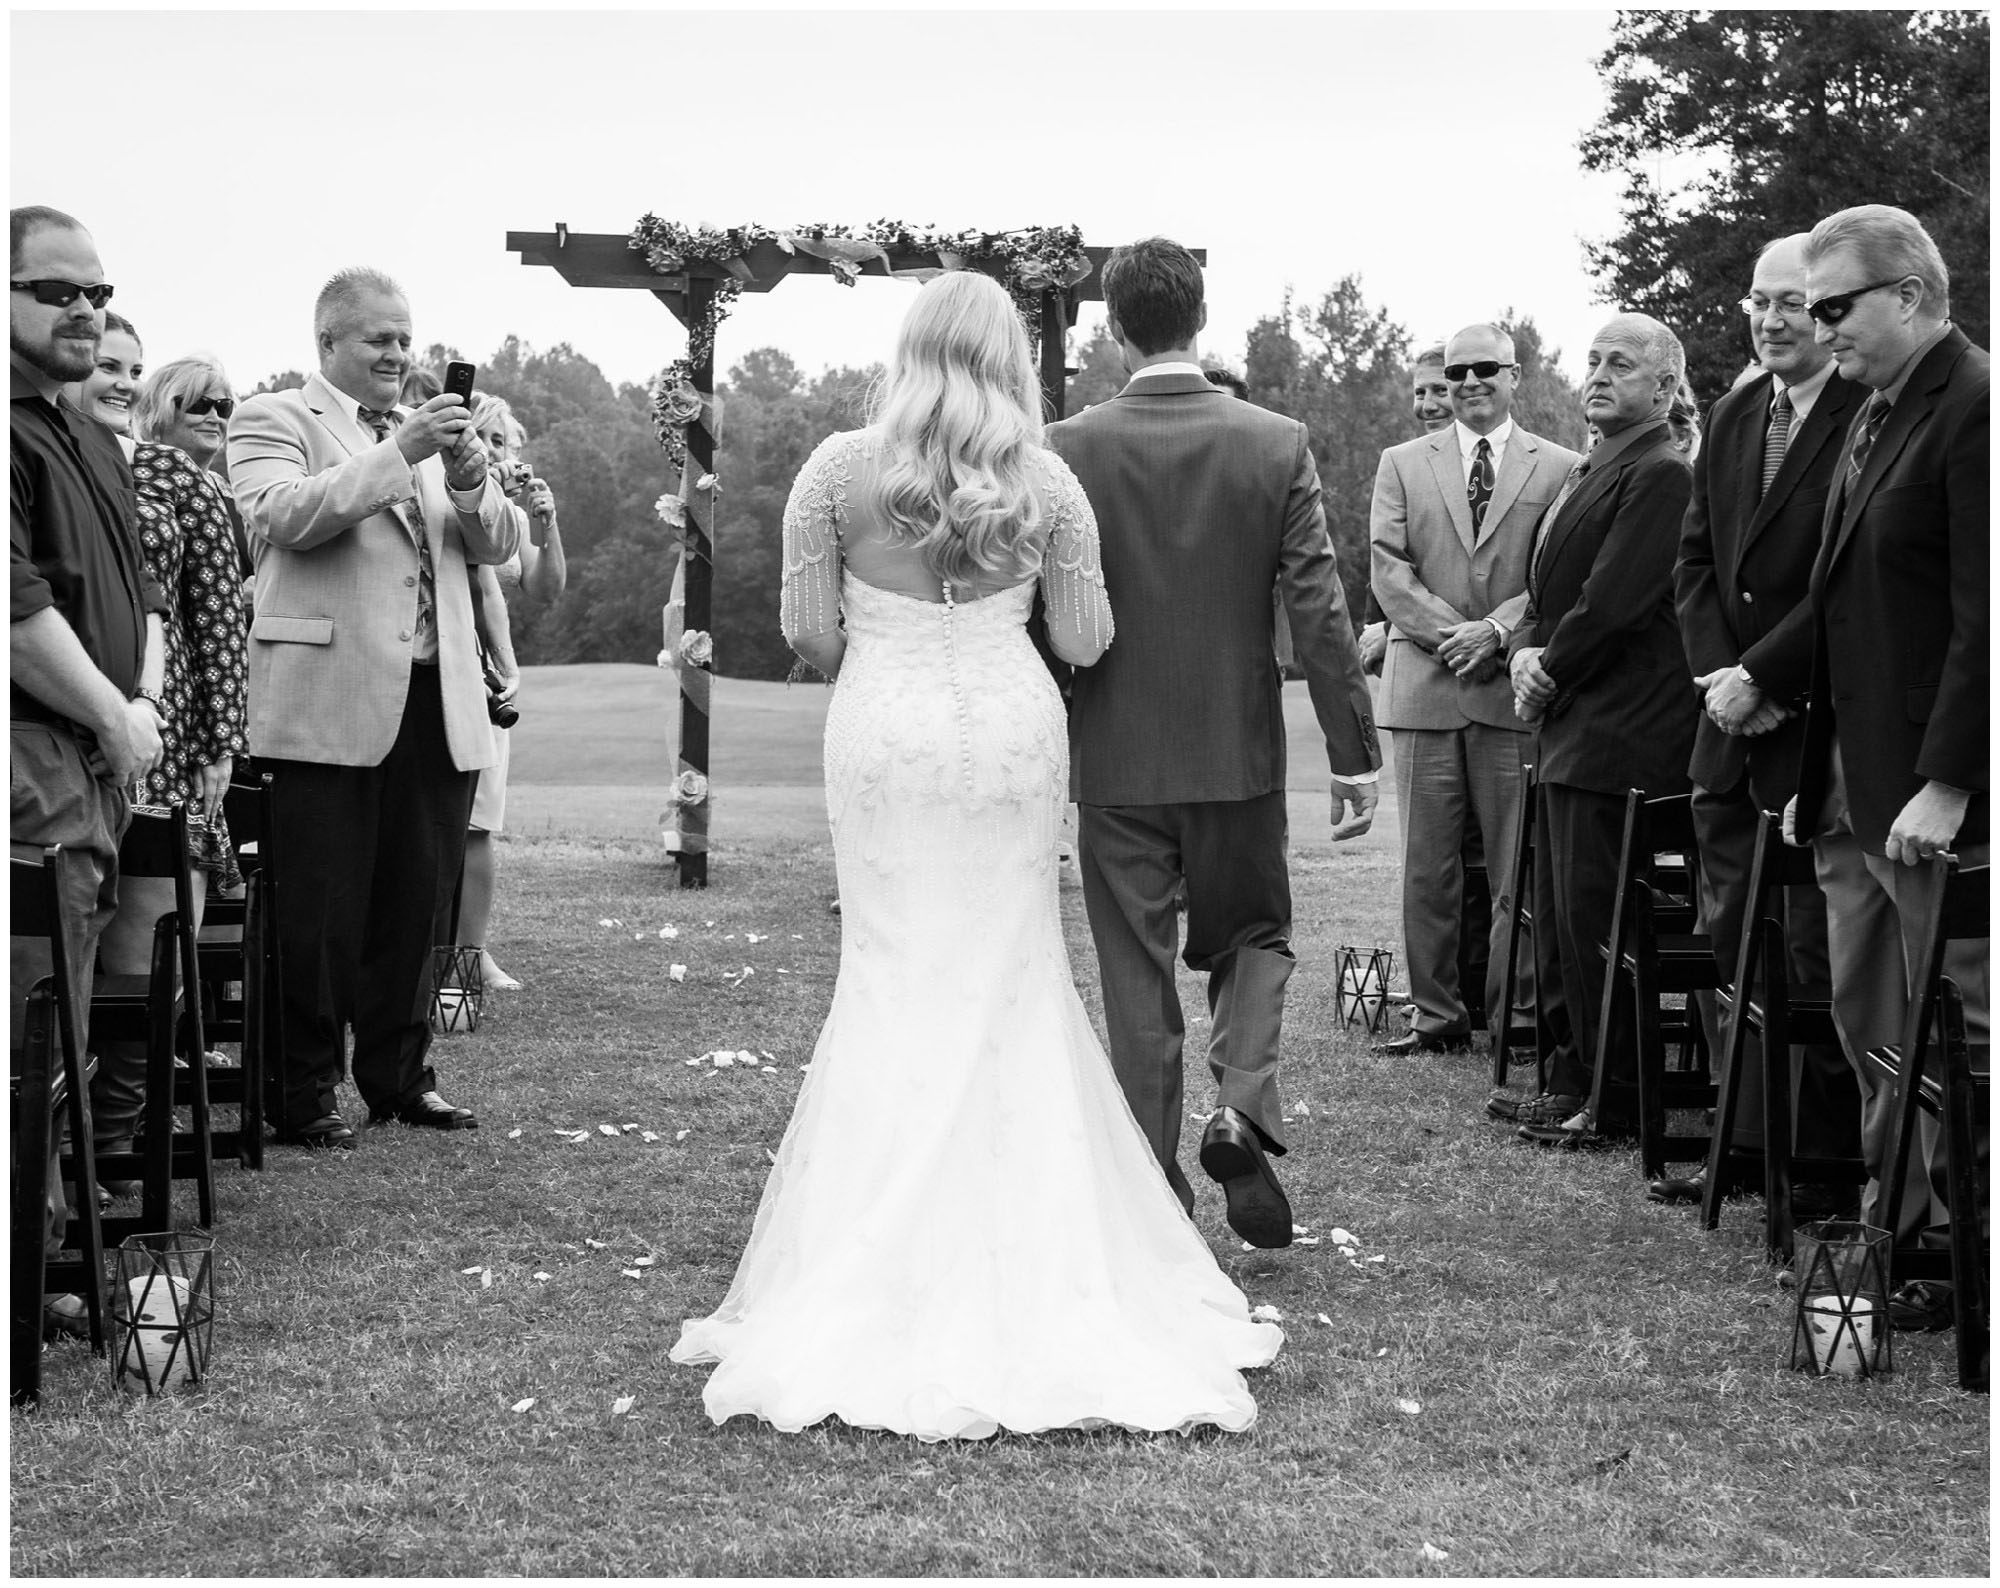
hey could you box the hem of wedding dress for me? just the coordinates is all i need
[697,1398,1262,1443]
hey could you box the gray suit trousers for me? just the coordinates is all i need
[1078,793,1293,1214]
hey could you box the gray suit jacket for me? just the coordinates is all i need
[1046,372,1379,805]
[1370,423,1578,731]
[228,372,519,770]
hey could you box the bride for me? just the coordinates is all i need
[668,271,1282,1440]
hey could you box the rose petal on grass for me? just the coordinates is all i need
[459,1266,484,1276]
[746,933,766,944]
[1329,1227,1358,1247]
[704,920,716,928]
[1376,1347,1389,1357]
[1421,1543,1448,1561]
[1296,1236,1321,1246]
[511,1398,536,1414]
[658,925,679,940]
[759,1050,776,1061]
[506,1127,522,1140]
[761,1066,777,1074]
[532,1272,551,1283]
[612,1396,635,1416]
[631,1256,656,1268]
[712,1052,734,1068]
[675,1129,690,1141]
[585,1238,607,1250]
[669,965,687,983]
[641,1131,660,1143]
[621,1269,643,1280]
[480,1269,493,1290]
[1368,1254,1387,1263]
[598,1124,619,1137]
[633,933,645,941]
[1250,1304,1283,1323]
[1396,1397,1422,1416]
[791,934,803,940]
[1315,1313,1333,1326]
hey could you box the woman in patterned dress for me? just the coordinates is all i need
[75,330,249,1172]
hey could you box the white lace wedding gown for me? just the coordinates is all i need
[669,429,1282,1440]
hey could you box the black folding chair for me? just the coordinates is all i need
[194,773,280,1169]
[1587,791,1718,1179]
[10,844,107,1405]
[1491,761,1545,1091]
[92,804,214,1239]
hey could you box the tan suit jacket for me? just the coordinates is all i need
[228,372,518,770]
[1370,423,1578,731]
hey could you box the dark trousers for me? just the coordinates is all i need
[261,667,474,1128]
[1533,781,1636,1123]
[1690,774,1859,1159]
[1078,792,1294,1214]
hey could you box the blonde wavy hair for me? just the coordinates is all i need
[869,271,1045,587]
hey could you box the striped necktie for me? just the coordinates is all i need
[1468,437,1494,534]
[1531,458,1588,573]
[1760,387,1794,500]
[1846,391,1891,488]
[359,406,438,661]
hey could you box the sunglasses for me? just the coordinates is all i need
[11,278,116,310]
[1444,360,1517,382]
[176,394,237,419]
[1804,277,1908,326]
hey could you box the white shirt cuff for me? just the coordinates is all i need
[446,480,487,515]
[1485,617,1511,642]
[1339,770,1380,784]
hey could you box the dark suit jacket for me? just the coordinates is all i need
[1511,420,1696,798]
[1795,326,1989,852]
[1046,372,1379,804]
[1676,369,1864,806]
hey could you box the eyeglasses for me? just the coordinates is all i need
[1804,277,1909,326]
[1738,293,1809,318]
[176,395,236,419]
[1443,360,1518,382]
[10,278,116,310]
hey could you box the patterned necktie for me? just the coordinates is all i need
[1846,391,1891,489]
[359,405,438,660]
[1760,387,1794,500]
[1468,437,1494,535]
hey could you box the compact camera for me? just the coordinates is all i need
[497,460,534,497]
[484,664,520,731]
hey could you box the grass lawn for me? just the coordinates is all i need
[10,674,1987,1577]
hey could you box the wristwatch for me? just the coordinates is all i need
[133,688,165,715]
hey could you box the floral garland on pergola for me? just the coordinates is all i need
[628,217,1091,464]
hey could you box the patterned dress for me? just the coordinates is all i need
[127,443,249,877]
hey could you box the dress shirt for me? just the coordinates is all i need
[318,381,488,517]
[1874,321,1953,409]
[1453,417,1514,486]
[10,367,169,725]
[1771,357,1836,424]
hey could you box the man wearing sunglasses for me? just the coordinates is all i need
[11,206,169,1326]
[1656,233,1867,1211]
[228,266,518,1152]
[1369,325,1580,1058]
[1787,205,1988,1319]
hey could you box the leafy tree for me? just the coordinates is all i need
[1582,9,1990,402]
[1062,322,1130,415]
[1495,313,1590,451]
[250,370,306,394]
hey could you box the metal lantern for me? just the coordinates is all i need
[1789,1220,1893,1379]
[430,946,484,1035]
[110,1232,215,1394]
[1334,946,1396,1034]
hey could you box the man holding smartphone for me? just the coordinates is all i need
[228,268,519,1150]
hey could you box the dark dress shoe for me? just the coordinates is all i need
[1887,1279,1955,1332]
[274,1113,357,1151]
[1647,1171,1704,1204]
[43,1294,89,1341]
[1496,1091,1585,1127]
[1197,1107,1293,1248]
[1372,1030,1467,1056]
[371,1090,478,1130]
[1519,1110,1634,1149]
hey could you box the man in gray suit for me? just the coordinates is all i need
[1046,237,1381,1249]
[229,267,518,1150]
[1369,325,1580,1054]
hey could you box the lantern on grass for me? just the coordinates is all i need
[1789,1220,1893,1379]
[110,1232,215,1394]
[430,946,484,1034]
[1334,945,1396,1033]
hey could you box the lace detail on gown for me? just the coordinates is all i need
[672,451,1280,1440]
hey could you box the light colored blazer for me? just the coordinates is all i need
[1370,423,1578,732]
[228,371,519,769]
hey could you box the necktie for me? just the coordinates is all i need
[1760,388,1794,500]
[1846,391,1891,489]
[1468,437,1494,535]
[359,406,438,661]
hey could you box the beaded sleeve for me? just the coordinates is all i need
[1036,450,1113,662]
[780,433,851,646]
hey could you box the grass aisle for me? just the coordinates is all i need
[12,674,1986,1575]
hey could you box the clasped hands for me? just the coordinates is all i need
[395,393,488,490]
[1692,666,1790,737]
[1509,645,1555,723]
[1434,619,1501,682]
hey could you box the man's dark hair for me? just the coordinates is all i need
[1202,364,1249,401]
[11,205,86,272]
[1102,237,1204,356]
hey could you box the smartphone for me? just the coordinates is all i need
[443,360,476,406]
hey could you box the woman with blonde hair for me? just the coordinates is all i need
[669,270,1282,1441]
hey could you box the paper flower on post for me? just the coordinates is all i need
[679,630,714,669]
[695,473,718,494]
[658,382,706,425]
[655,493,688,531]
[674,770,710,807]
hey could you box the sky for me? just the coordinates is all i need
[12,7,1632,395]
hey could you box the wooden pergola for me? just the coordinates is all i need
[506,226,1203,887]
